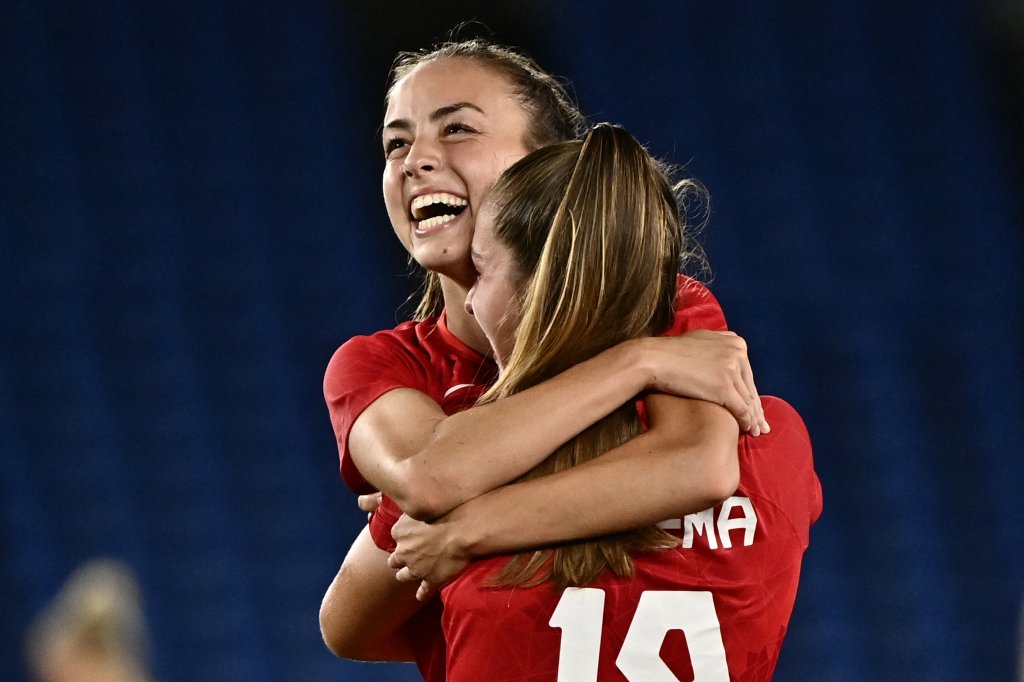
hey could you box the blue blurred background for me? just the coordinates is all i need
[3,1,1022,680]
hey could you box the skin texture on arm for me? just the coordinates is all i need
[319,527,422,661]
[388,394,740,597]
[350,332,761,521]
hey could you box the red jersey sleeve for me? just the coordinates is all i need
[323,330,430,494]
[668,275,728,333]
[741,397,824,538]
[368,494,402,553]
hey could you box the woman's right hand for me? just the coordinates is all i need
[388,511,471,601]
[640,330,768,435]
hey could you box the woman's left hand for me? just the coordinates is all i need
[387,512,471,601]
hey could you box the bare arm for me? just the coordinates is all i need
[319,526,424,661]
[351,331,760,520]
[388,395,740,597]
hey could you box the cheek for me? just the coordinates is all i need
[493,286,521,350]
[382,173,401,214]
[462,153,506,199]
[477,286,505,336]
[382,169,412,248]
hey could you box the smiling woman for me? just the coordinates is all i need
[381,57,539,313]
[319,38,768,682]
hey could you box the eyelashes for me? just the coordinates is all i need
[383,121,478,158]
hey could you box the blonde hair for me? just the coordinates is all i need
[25,559,155,681]
[480,124,708,589]
[384,37,587,321]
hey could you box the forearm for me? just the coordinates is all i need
[447,401,739,556]
[390,340,654,518]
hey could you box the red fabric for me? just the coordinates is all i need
[440,398,822,681]
[667,274,728,334]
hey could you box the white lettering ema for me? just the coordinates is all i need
[657,496,758,550]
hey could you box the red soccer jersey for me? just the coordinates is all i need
[439,397,822,682]
[324,276,726,681]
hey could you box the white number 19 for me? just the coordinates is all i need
[549,588,729,681]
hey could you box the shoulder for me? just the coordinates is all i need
[740,396,822,525]
[669,275,728,333]
[740,397,812,467]
[759,397,808,437]
[330,319,425,364]
[324,319,438,394]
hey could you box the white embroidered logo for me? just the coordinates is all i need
[443,383,477,399]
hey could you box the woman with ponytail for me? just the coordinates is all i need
[387,124,823,681]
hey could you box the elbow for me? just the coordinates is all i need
[390,458,460,521]
[319,615,346,659]
[319,613,346,658]
[704,449,740,505]
[394,495,443,522]
[319,572,377,660]
[663,438,739,514]
[319,592,359,659]
[391,479,447,522]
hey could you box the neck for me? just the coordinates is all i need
[439,276,492,356]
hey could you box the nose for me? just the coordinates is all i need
[464,283,476,317]
[402,137,442,177]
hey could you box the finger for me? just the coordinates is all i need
[395,566,420,583]
[724,391,752,433]
[357,492,383,513]
[739,362,768,435]
[738,383,761,436]
[734,377,757,436]
[416,580,437,602]
[387,552,405,570]
[722,374,754,433]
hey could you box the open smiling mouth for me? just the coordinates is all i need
[411,192,468,231]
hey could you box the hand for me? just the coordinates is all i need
[357,492,382,521]
[387,512,471,601]
[644,330,769,435]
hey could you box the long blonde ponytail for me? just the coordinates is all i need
[480,124,708,588]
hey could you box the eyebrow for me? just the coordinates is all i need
[384,102,486,133]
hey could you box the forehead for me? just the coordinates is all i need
[385,57,519,120]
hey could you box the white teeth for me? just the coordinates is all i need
[411,192,468,213]
[417,214,457,231]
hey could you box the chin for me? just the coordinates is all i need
[490,343,512,371]
[415,251,473,283]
